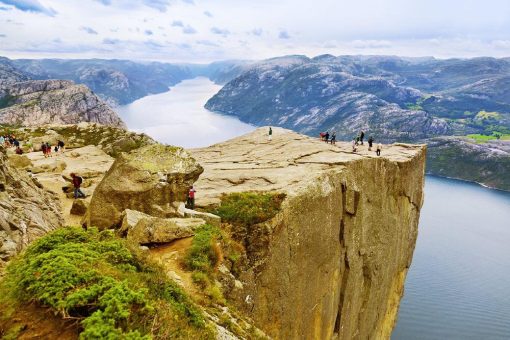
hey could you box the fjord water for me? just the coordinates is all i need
[393,176,510,339]
[117,77,255,148]
[118,78,510,339]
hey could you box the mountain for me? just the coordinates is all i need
[205,55,510,190]
[0,79,125,128]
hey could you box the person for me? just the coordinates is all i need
[355,135,360,146]
[360,131,365,145]
[330,132,336,145]
[71,173,86,199]
[268,127,273,141]
[376,143,382,156]
[41,142,48,158]
[15,146,23,155]
[187,186,196,209]
[46,142,52,157]
[58,140,65,153]
[0,135,4,147]
[54,145,59,153]
[352,138,357,152]
[324,131,330,142]
[319,132,325,141]
[13,139,20,148]
[368,136,374,151]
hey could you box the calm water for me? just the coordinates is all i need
[393,176,510,339]
[119,79,510,339]
[117,77,255,148]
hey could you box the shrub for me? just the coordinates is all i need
[1,227,213,339]
[212,192,286,227]
[184,224,222,273]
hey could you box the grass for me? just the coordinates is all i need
[0,227,214,339]
[211,192,286,227]
[466,132,510,143]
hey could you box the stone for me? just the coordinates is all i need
[178,203,221,227]
[190,127,426,340]
[85,144,204,229]
[118,209,204,245]
[0,146,63,268]
[7,154,33,169]
[70,199,89,216]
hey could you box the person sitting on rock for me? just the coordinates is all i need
[71,173,86,199]
[15,146,23,155]
[376,143,383,156]
[330,132,336,145]
[368,136,374,151]
[187,186,196,209]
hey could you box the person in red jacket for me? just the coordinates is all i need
[71,173,86,199]
[187,186,196,209]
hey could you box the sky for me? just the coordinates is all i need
[0,0,510,62]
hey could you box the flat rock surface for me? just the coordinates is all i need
[190,127,425,206]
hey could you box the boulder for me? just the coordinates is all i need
[70,199,89,216]
[7,154,33,169]
[118,209,204,244]
[178,203,221,227]
[85,144,203,229]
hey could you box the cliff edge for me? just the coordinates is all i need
[191,127,426,339]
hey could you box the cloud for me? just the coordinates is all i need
[203,10,212,17]
[102,38,120,44]
[278,30,290,39]
[145,29,153,35]
[196,39,219,47]
[171,20,184,27]
[182,0,194,4]
[0,5,11,10]
[211,27,230,36]
[351,39,392,49]
[0,0,56,16]
[182,25,196,34]
[0,34,6,37]
[143,0,171,12]
[251,28,263,36]
[94,0,111,5]
[81,26,98,35]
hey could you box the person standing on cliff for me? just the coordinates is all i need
[360,130,365,145]
[71,173,86,199]
[268,127,273,141]
[368,136,374,151]
[187,186,196,209]
[376,143,382,156]
[330,132,336,145]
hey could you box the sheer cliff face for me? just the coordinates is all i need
[191,127,425,339]
[0,80,126,128]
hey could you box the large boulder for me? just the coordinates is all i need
[85,144,203,229]
[118,209,205,244]
[70,199,89,216]
[7,154,33,169]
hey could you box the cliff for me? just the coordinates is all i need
[191,127,426,339]
[0,80,125,128]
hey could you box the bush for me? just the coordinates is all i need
[184,224,222,273]
[212,192,286,227]
[1,227,213,339]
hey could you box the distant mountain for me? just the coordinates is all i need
[0,79,125,128]
[3,57,254,106]
[206,55,510,141]
[0,57,30,90]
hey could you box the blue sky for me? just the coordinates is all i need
[0,0,509,61]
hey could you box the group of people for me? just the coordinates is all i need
[41,140,65,158]
[1,134,23,155]
[351,130,382,155]
[319,131,337,144]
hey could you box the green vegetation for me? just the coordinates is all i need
[475,110,501,121]
[466,132,510,143]
[211,192,286,227]
[0,227,214,339]
[405,103,423,111]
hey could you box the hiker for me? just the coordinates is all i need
[0,135,4,147]
[368,136,374,151]
[360,131,365,145]
[13,139,20,148]
[324,131,330,142]
[330,132,336,145]
[268,127,273,141]
[355,135,360,146]
[46,142,52,157]
[54,145,59,153]
[71,173,86,199]
[352,139,357,152]
[41,142,48,158]
[376,143,382,156]
[58,140,65,153]
[15,146,23,155]
[187,186,196,210]
[319,132,325,141]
